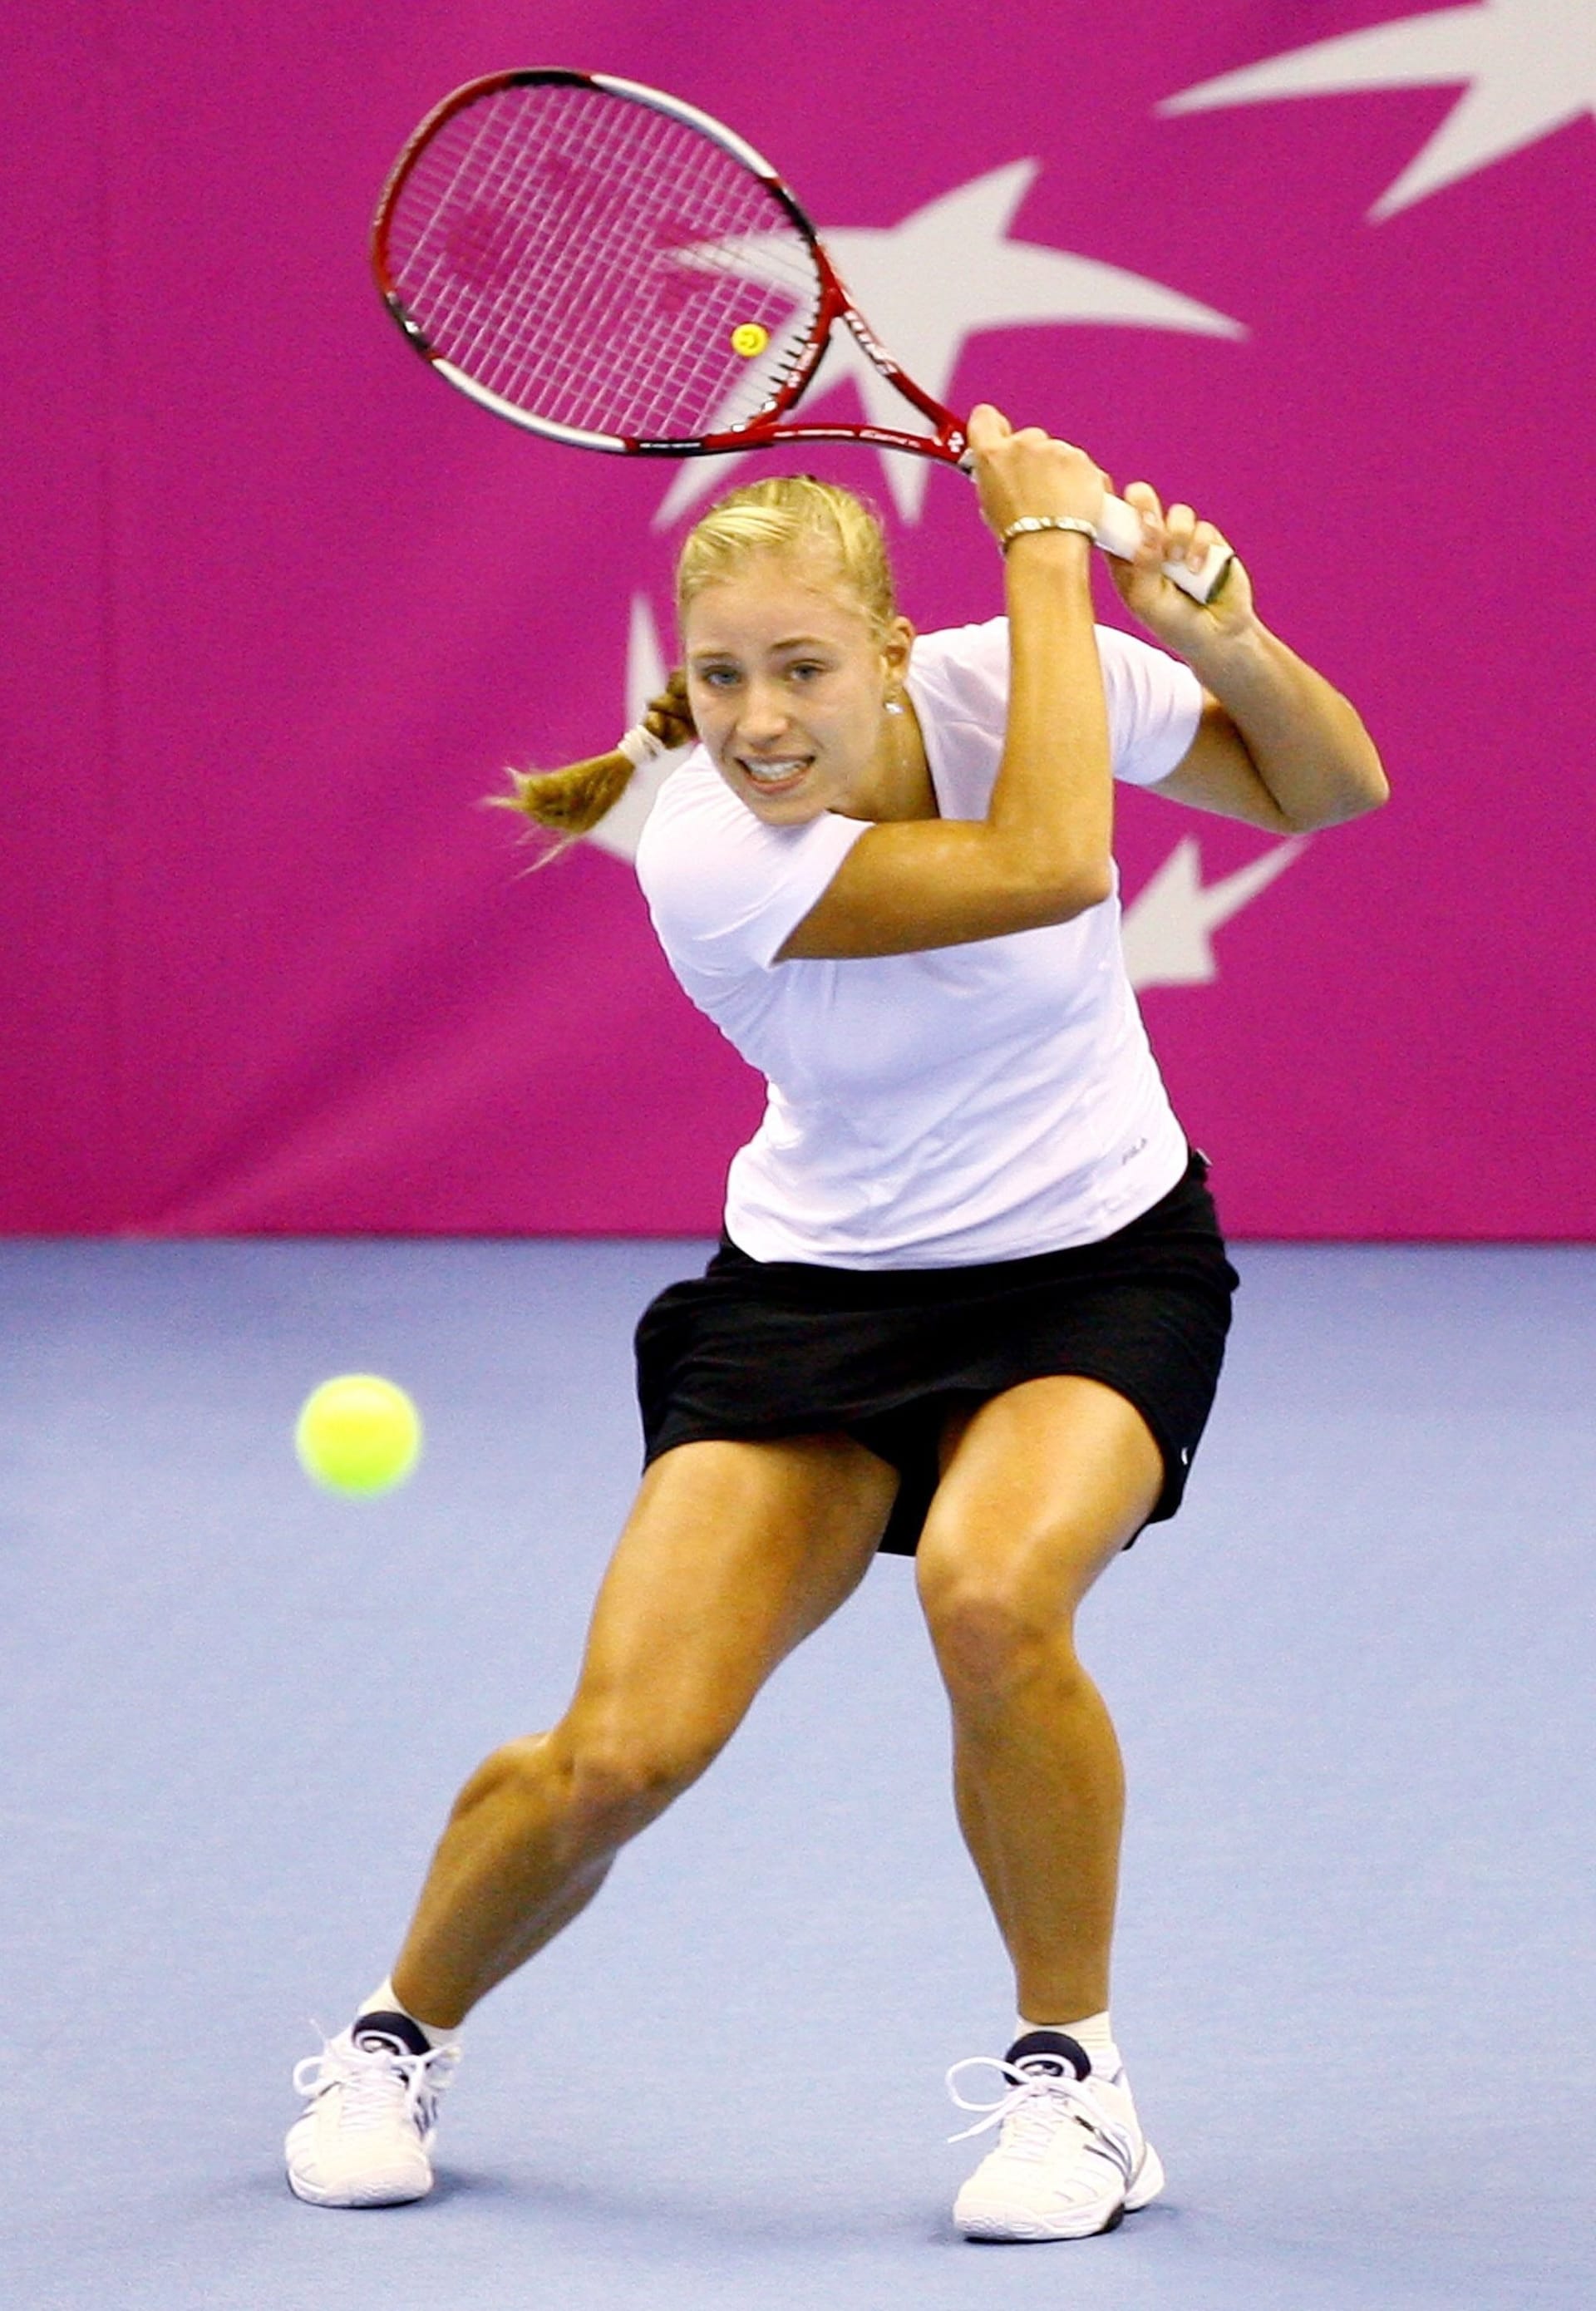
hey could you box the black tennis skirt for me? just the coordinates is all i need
[634,1147,1239,1555]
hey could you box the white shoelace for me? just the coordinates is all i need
[945,2054,1135,2180]
[293,2029,459,2140]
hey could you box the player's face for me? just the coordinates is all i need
[683,553,909,825]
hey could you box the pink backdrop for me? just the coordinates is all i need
[6,2,1593,1237]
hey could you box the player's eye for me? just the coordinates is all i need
[694,665,741,689]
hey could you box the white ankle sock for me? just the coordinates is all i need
[358,1977,455,2050]
[1017,2008,1120,2074]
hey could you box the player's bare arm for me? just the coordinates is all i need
[1112,482,1388,835]
[779,410,1118,961]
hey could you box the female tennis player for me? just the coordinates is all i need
[286,406,1386,2237]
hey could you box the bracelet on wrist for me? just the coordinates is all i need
[999,515,1097,553]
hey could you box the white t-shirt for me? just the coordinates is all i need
[635,618,1202,1268]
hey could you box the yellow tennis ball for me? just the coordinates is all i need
[294,1374,422,1497]
[731,322,769,357]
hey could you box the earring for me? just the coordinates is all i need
[884,695,905,717]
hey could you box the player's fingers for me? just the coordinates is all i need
[966,403,1012,449]
[1123,481,1166,561]
[1184,519,1224,575]
[1164,500,1197,552]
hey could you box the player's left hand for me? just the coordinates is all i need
[1111,481,1256,652]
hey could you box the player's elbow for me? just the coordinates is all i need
[1054,860,1116,916]
[1005,858,1115,926]
[1286,752,1391,833]
[1355,755,1392,816]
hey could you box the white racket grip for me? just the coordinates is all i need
[1093,492,1232,604]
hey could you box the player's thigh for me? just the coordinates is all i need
[569,1434,899,1754]
[916,1376,1164,1650]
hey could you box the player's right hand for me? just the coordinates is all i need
[966,404,1108,545]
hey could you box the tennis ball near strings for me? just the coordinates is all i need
[294,1374,422,1497]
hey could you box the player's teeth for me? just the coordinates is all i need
[745,759,806,781]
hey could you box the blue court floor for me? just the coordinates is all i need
[1,1236,1592,2311]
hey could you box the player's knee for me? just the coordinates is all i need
[554,1711,725,1838]
[916,1545,1074,1706]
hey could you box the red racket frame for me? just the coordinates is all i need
[372,67,968,466]
[372,69,1231,601]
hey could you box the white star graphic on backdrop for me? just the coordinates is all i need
[1162,0,1595,219]
[1121,835,1305,988]
[654,162,1242,528]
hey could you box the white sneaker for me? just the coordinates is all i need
[948,2029,1165,2241]
[286,2013,460,2207]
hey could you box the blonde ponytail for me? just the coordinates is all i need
[490,671,696,861]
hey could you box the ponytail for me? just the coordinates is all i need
[490,670,696,861]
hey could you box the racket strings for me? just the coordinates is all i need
[407,106,762,430]
[384,82,825,442]
[451,106,672,413]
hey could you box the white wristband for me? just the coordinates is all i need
[999,515,1097,552]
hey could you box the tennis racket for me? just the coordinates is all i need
[372,69,1232,604]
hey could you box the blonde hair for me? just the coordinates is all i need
[492,476,895,858]
[675,474,895,639]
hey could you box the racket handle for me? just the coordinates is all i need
[1093,492,1232,605]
